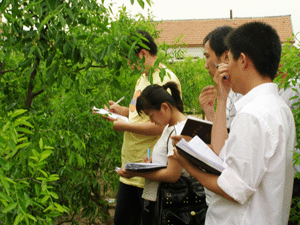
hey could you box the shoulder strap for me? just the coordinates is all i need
[166,129,175,154]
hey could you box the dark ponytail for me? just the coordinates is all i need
[136,82,183,116]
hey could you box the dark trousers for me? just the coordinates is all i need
[114,181,144,225]
[289,178,300,225]
[141,200,155,225]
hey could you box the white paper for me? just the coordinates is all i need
[176,136,226,172]
[93,106,129,123]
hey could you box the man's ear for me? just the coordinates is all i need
[221,50,229,63]
[139,49,149,58]
[240,53,253,71]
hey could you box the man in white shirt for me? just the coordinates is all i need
[199,26,243,128]
[172,22,295,224]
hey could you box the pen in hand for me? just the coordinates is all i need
[214,62,227,79]
[147,148,151,160]
[114,96,125,105]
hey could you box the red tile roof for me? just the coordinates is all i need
[156,15,294,47]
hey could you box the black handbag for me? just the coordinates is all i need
[154,130,208,225]
[155,175,207,225]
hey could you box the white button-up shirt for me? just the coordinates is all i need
[205,83,295,225]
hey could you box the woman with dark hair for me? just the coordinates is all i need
[116,81,187,225]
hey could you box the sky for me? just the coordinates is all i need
[105,0,300,45]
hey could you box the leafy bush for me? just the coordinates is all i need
[168,57,214,117]
[276,38,300,223]
[0,110,68,224]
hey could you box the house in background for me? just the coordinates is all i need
[155,14,294,60]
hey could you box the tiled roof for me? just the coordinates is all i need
[156,15,294,47]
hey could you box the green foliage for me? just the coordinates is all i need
[0,0,157,223]
[0,109,67,224]
[168,57,214,117]
[276,39,300,223]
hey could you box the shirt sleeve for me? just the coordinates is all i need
[217,113,277,204]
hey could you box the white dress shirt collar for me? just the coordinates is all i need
[234,83,278,112]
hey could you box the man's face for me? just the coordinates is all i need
[203,41,220,78]
[227,51,240,93]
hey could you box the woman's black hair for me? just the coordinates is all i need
[136,82,183,116]
[134,30,158,56]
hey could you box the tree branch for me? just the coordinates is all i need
[76,65,108,72]
[0,68,18,75]
[32,89,45,98]
[56,212,76,225]
[25,58,40,109]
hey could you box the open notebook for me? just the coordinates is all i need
[93,106,129,123]
[124,163,167,171]
[176,135,226,175]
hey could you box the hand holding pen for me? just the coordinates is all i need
[114,96,125,105]
[107,96,125,115]
[214,62,227,79]
[213,62,231,101]
[142,148,152,163]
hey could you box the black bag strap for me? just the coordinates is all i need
[166,128,175,155]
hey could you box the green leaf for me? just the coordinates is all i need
[77,34,87,40]
[63,42,70,56]
[34,184,40,197]
[13,212,23,225]
[15,127,34,135]
[19,59,32,69]
[39,138,43,150]
[43,204,53,212]
[39,150,52,162]
[48,174,59,182]
[38,13,53,34]
[0,158,10,171]
[26,214,37,222]
[130,0,134,5]
[17,120,33,129]
[16,142,31,151]
[5,177,16,185]
[46,52,55,68]
[2,202,17,213]
[0,192,11,202]
[49,192,58,199]
[10,109,27,119]
[40,195,50,204]
[38,170,48,179]
[99,46,107,61]
[65,8,74,21]
[46,62,58,79]
[137,0,145,8]
[10,129,18,144]
[128,40,138,58]
[8,139,16,151]
[58,14,66,28]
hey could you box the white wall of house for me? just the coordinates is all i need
[165,47,205,62]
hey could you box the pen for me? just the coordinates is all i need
[214,62,227,79]
[147,148,151,160]
[114,96,125,105]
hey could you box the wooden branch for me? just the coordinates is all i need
[56,212,76,225]
[32,89,45,98]
[76,65,108,72]
[25,58,40,109]
[0,68,18,75]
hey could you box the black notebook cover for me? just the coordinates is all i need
[181,116,213,144]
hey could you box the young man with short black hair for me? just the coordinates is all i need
[200,26,243,127]
[172,22,295,225]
